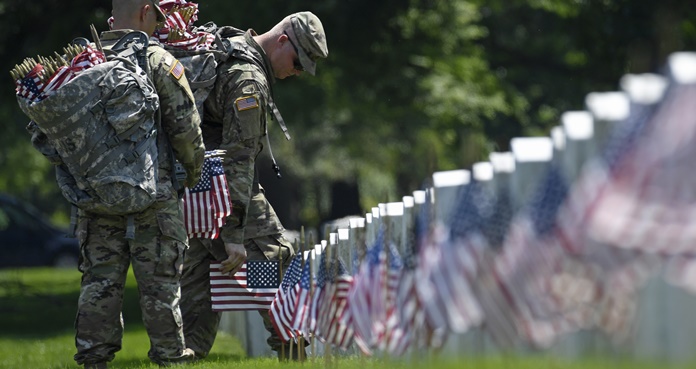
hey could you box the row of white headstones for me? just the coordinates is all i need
[221,51,696,364]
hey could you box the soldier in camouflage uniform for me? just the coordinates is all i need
[28,1,205,368]
[179,12,329,360]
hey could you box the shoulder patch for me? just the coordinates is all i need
[169,60,185,80]
[235,96,259,111]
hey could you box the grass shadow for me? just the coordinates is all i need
[203,352,246,363]
[0,268,145,338]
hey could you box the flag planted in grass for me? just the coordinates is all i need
[210,260,280,311]
[270,254,305,342]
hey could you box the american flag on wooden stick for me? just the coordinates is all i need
[307,251,328,336]
[270,255,304,342]
[312,254,355,350]
[183,155,232,239]
[290,257,313,336]
[347,228,387,355]
[210,260,279,311]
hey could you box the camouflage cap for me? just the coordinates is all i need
[287,11,328,75]
[149,0,167,22]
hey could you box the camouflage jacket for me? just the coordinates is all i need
[203,30,284,244]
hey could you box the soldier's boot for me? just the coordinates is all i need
[154,348,198,367]
[84,362,107,369]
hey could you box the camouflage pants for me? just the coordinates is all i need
[181,233,294,357]
[73,198,191,366]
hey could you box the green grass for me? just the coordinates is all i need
[0,268,246,369]
[1,268,694,369]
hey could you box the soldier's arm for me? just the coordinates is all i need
[151,49,206,187]
[216,77,267,245]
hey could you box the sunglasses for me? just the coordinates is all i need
[283,31,304,72]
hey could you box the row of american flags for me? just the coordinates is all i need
[201,52,696,356]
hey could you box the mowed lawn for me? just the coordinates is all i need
[0,267,249,369]
[0,268,690,369]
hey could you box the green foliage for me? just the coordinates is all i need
[0,0,111,222]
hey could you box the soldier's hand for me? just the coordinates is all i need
[220,242,246,276]
[184,169,200,189]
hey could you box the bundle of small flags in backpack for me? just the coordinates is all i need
[10,44,106,103]
[154,0,215,50]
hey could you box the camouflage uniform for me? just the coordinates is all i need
[180,30,296,358]
[27,29,205,367]
[180,11,329,358]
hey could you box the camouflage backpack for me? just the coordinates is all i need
[161,24,245,121]
[17,31,161,218]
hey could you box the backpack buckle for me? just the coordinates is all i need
[122,150,140,164]
[145,128,157,139]
[105,136,120,148]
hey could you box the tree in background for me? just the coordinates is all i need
[0,0,110,223]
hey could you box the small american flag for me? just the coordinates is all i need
[314,257,355,350]
[289,258,313,335]
[183,155,232,239]
[323,274,355,350]
[384,207,424,356]
[210,260,280,311]
[269,254,304,342]
[347,228,387,355]
[306,252,328,336]
[491,165,594,348]
[16,64,46,102]
[384,266,417,355]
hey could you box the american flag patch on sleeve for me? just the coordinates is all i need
[235,96,259,111]
[169,60,185,80]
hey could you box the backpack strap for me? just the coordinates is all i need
[189,76,217,90]
[68,205,78,238]
[111,32,179,237]
[109,31,150,73]
[159,108,185,198]
[221,37,290,178]
[205,28,289,178]
[118,32,184,198]
[125,215,136,240]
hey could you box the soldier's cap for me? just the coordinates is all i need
[149,0,167,22]
[286,11,328,75]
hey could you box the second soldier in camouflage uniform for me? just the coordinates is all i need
[179,12,329,360]
[27,1,206,368]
